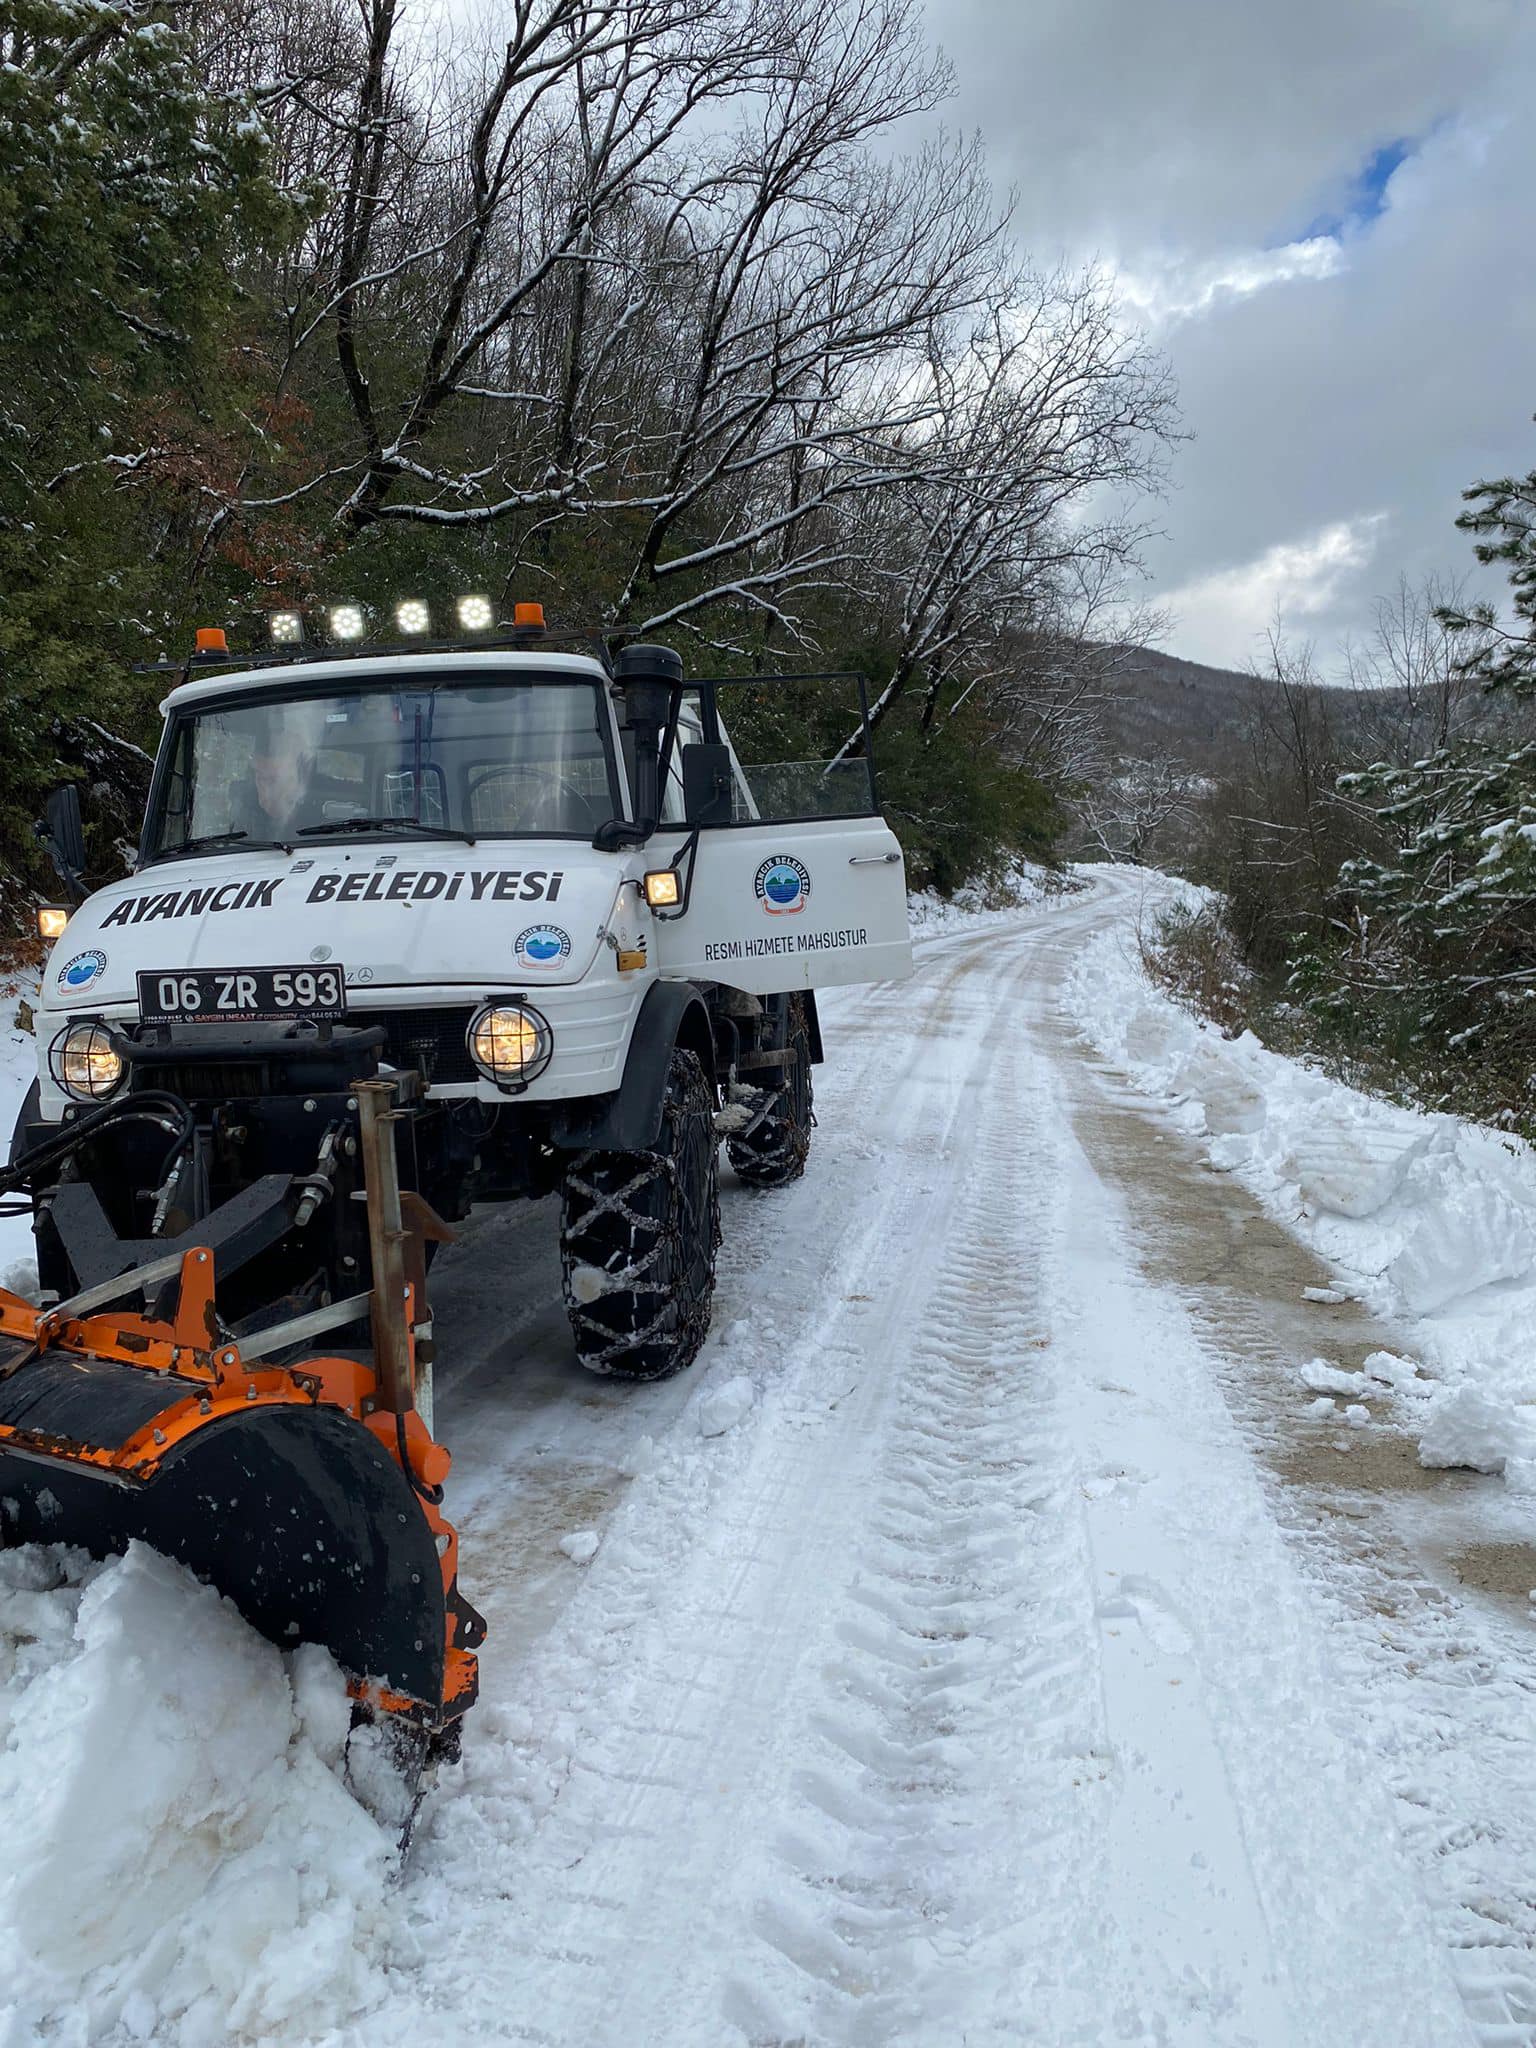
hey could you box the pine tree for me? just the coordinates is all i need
[0,0,287,912]
[1300,444,1536,1116]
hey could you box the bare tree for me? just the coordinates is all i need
[1340,573,1495,760]
[174,0,1175,678]
[1079,755,1202,865]
[866,285,1171,742]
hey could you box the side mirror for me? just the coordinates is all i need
[682,742,734,826]
[36,785,87,902]
[592,817,648,852]
[613,643,683,836]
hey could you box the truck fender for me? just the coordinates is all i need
[8,1080,41,1168]
[549,982,716,1153]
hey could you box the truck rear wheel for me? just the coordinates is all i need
[560,1047,720,1381]
[727,994,813,1188]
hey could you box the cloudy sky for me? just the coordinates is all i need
[926,0,1536,671]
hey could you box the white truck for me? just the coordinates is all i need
[14,627,913,1383]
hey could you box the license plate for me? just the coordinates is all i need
[137,965,348,1026]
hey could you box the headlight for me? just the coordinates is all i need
[467,1002,552,1089]
[50,1019,124,1100]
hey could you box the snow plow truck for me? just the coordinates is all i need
[1,603,913,1763]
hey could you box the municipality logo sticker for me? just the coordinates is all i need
[754,855,811,915]
[57,949,107,993]
[514,923,572,967]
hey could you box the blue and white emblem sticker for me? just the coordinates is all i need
[514,924,572,967]
[754,856,811,916]
[56,949,107,994]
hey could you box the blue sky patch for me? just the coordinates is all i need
[1297,136,1415,241]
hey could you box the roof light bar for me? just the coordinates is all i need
[328,603,367,642]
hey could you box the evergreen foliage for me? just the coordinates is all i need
[1,0,290,915]
[1171,452,1536,1134]
[1301,459,1536,1114]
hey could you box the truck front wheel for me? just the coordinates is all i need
[560,1047,720,1381]
[727,994,813,1188]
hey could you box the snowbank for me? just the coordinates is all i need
[0,1004,407,2046]
[906,859,1073,940]
[1064,910,1536,1487]
[0,1544,395,2045]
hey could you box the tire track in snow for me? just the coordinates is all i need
[423,954,980,1674]
[367,941,1021,2043]
[724,991,1109,2045]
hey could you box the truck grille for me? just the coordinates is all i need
[379,1007,477,1084]
[122,1008,478,1096]
[150,1059,268,1100]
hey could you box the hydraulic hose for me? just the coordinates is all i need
[0,1090,195,1218]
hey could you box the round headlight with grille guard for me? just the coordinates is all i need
[467,1002,552,1090]
[50,1019,124,1100]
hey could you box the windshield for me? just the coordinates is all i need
[146,675,620,858]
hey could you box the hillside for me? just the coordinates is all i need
[1095,641,1531,782]
[1095,646,1269,773]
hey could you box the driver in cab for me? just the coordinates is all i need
[241,706,359,838]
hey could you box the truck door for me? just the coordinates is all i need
[647,678,913,995]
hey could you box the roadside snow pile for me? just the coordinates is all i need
[907,859,1072,939]
[1065,919,1536,1487]
[0,1543,394,2046]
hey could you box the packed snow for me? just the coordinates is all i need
[1064,884,1536,1490]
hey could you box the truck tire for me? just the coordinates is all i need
[560,1047,720,1381]
[727,994,813,1188]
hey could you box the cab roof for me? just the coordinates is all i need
[161,648,610,716]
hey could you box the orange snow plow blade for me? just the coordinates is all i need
[0,1134,483,1742]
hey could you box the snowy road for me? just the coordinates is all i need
[365,871,1535,2047]
[8,872,1536,2045]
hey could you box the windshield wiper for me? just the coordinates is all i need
[296,815,478,844]
[149,830,292,863]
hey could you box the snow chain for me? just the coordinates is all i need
[559,1064,721,1376]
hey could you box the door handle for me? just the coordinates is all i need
[848,852,899,865]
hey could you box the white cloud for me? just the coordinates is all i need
[1117,239,1343,329]
[1161,515,1389,670]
